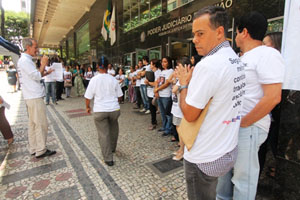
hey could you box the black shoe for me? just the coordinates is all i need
[36,149,56,158]
[162,132,170,137]
[158,128,165,132]
[105,161,114,166]
[31,153,35,156]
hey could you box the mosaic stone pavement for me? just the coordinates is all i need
[0,71,276,199]
[0,71,186,199]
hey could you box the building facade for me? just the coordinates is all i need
[60,0,284,67]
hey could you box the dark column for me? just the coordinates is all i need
[276,90,300,199]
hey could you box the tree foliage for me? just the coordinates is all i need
[4,11,29,41]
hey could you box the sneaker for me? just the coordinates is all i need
[145,110,150,114]
[139,108,146,112]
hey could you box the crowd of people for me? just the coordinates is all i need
[0,5,286,200]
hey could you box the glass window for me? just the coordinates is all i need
[150,0,162,19]
[68,35,75,59]
[140,1,150,25]
[167,0,193,12]
[76,22,90,56]
[123,0,131,32]
[131,0,139,29]
[123,0,162,32]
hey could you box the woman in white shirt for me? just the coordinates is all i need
[115,68,126,103]
[84,66,94,88]
[154,56,174,136]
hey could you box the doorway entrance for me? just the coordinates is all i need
[167,37,192,64]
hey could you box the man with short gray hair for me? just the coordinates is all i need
[17,37,56,158]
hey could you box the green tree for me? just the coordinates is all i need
[5,11,29,44]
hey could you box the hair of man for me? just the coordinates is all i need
[142,56,149,63]
[22,37,36,51]
[235,11,268,41]
[194,6,228,38]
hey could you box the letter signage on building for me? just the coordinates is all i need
[146,14,193,37]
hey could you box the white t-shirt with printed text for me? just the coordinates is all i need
[184,46,246,164]
[158,69,173,97]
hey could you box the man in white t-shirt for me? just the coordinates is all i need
[17,38,56,158]
[85,57,123,167]
[216,12,285,200]
[176,6,245,199]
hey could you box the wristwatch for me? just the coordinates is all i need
[179,85,188,92]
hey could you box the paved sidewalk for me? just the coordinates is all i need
[0,71,277,200]
[0,71,186,199]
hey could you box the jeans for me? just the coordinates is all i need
[157,96,172,134]
[184,159,218,200]
[216,125,268,200]
[140,84,149,110]
[65,87,71,97]
[45,82,56,103]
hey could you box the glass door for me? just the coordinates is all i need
[136,48,148,63]
[149,46,161,60]
[167,37,191,62]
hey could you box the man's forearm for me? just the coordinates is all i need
[241,84,282,127]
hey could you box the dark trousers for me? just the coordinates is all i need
[0,107,13,140]
[93,110,120,162]
[148,97,157,125]
[258,104,280,175]
[56,81,64,100]
[134,86,142,108]
[121,86,127,102]
[184,159,218,200]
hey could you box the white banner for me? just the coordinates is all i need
[282,0,300,91]
[109,4,116,46]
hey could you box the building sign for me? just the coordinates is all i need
[215,0,233,9]
[147,14,193,37]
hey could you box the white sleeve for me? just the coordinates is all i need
[23,62,42,81]
[257,50,285,84]
[84,78,95,100]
